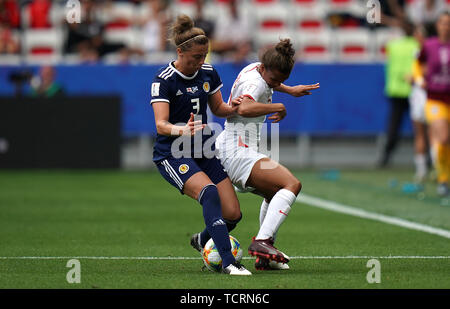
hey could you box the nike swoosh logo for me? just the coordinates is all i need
[279,210,288,216]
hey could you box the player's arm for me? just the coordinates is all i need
[274,83,320,97]
[152,102,205,136]
[237,95,286,120]
[416,46,428,88]
[207,90,240,118]
[412,59,426,88]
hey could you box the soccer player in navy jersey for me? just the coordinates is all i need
[150,14,251,275]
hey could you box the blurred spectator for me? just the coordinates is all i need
[0,21,19,54]
[64,0,130,63]
[407,25,431,182]
[211,0,252,63]
[30,66,66,98]
[407,0,447,37]
[193,0,215,63]
[28,0,52,28]
[0,0,20,29]
[138,0,171,53]
[379,0,408,27]
[193,0,215,38]
[417,12,450,196]
[327,13,367,29]
[379,21,420,168]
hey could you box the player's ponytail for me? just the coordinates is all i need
[261,38,295,76]
[170,14,209,51]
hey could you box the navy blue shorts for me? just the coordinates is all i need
[155,156,228,194]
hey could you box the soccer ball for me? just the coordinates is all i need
[202,235,243,272]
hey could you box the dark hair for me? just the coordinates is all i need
[170,14,209,51]
[260,39,295,76]
[400,20,415,37]
[439,11,450,18]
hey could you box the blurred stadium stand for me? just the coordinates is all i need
[1,0,448,169]
[1,0,448,64]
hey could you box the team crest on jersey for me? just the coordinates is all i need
[179,164,189,174]
[186,86,198,94]
[203,82,210,93]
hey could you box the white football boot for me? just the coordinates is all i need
[222,262,252,276]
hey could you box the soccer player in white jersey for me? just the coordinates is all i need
[215,39,319,270]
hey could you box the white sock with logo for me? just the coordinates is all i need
[255,189,296,240]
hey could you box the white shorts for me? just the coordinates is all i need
[409,86,427,123]
[215,132,267,192]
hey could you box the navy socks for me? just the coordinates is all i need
[198,184,235,268]
[200,212,242,247]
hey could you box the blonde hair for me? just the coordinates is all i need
[170,14,209,51]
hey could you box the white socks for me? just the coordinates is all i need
[259,199,269,227]
[256,189,296,240]
[414,154,428,181]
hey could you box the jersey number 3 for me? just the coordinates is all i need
[191,98,200,115]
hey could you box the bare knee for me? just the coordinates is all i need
[222,201,241,221]
[436,129,450,144]
[431,121,450,145]
[285,179,302,196]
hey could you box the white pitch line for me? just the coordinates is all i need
[0,256,449,260]
[297,194,450,240]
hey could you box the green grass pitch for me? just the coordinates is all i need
[0,169,449,289]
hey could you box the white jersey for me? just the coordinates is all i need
[215,62,273,191]
[222,62,273,147]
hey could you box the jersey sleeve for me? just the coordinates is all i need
[209,67,224,95]
[150,77,170,104]
[240,79,266,102]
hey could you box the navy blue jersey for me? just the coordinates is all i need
[151,62,223,162]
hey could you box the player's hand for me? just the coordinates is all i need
[231,95,244,107]
[288,83,320,97]
[183,113,206,136]
[267,105,286,123]
[229,95,244,115]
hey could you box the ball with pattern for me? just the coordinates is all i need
[202,236,243,272]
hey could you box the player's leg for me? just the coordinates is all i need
[409,87,429,183]
[254,199,289,270]
[425,100,450,196]
[193,157,242,248]
[157,157,250,274]
[183,172,235,265]
[194,177,242,248]
[379,98,408,167]
[429,120,450,195]
[246,157,302,263]
[184,172,250,275]
[412,120,429,183]
[259,199,269,228]
[248,158,301,236]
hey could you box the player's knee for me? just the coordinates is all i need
[198,184,220,206]
[285,179,302,197]
[443,131,450,145]
[224,211,242,233]
[225,211,242,225]
[226,208,242,221]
